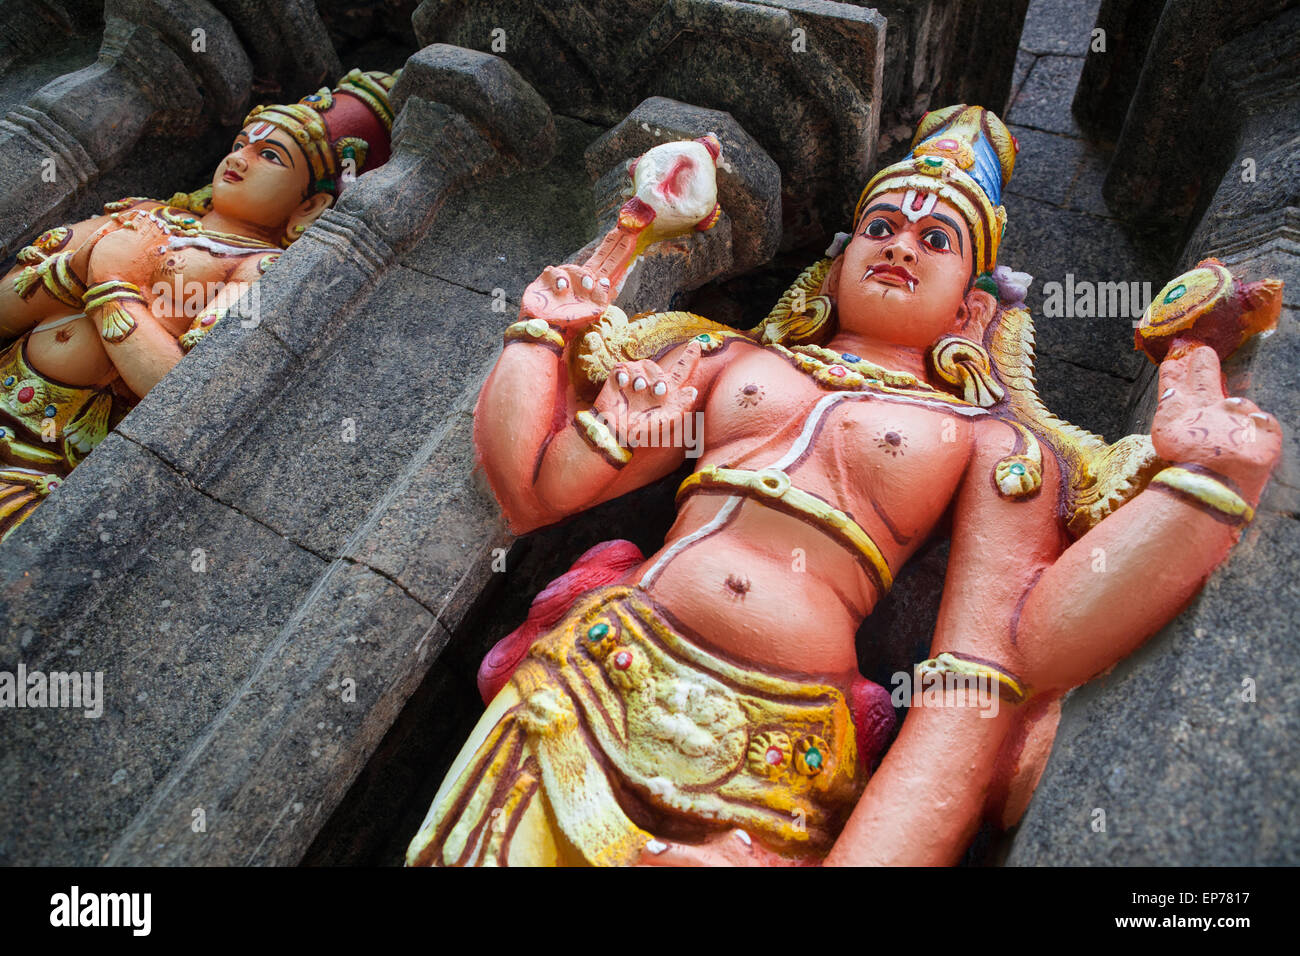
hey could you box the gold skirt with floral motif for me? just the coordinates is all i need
[407,585,862,866]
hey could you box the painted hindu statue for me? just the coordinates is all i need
[0,68,396,539]
[409,105,1283,866]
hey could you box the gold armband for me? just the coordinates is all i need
[1149,466,1255,524]
[83,280,146,344]
[179,302,230,353]
[504,318,565,351]
[575,409,631,467]
[916,651,1026,704]
[13,250,86,309]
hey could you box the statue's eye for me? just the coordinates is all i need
[864,218,893,239]
[260,149,284,165]
[923,229,951,251]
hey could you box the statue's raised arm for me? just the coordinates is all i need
[473,135,728,531]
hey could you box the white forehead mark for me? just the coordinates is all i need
[901,189,937,223]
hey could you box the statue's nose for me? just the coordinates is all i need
[228,153,248,172]
[884,240,915,264]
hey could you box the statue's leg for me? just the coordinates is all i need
[406,684,575,866]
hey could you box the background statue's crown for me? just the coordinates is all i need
[242,68,399,196]
[855,105,1019,274]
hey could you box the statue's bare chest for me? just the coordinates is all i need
[701,345,974,525]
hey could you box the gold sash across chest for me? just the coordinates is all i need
[676,463,895,593]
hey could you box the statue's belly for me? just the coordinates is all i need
[634,497,872,680]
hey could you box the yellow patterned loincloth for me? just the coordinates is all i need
[0,337,122,540]
[407,585,862,866]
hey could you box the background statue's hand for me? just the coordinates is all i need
[1151,345,1283,503]
[519,263,613,331]
[592,341,703,449]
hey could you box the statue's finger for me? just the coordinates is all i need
[1156,345,1225,421]
[670,341,703,386]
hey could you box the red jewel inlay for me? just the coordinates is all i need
[765,747,784,766]
[936,138,958,149]
[200,315,217,327]
[614,650,632,670]
[828,365,847,377]
[16,386,34,403]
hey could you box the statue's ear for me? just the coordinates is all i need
[286,192,334,240]
[822,255,844,299]
[956,287,998,338]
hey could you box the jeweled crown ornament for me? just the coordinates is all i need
[243,68,397,198]
[856,105,1018,276]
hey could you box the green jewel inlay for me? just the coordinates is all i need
[1164,284,1187,304]
[1010,462,1026,476]
[586,622,610,642]
[805,747,823,769]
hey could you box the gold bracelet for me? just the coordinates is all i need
[575,409,631,468]
[13,250,86,309]
[504,318,565,351]
[1149,466,1255,524]
[915,651,1026,704]
[84,280,146,344]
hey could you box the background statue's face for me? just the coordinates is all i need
[210,125,313,227]
[834,190,974,348]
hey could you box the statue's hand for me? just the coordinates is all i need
[519,264,613,331]
[592,341,703,450]
[1151,345,1283,503]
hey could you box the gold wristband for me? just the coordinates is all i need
[504,318,565,351]
[916,651,1026,704]
[14,250,86,309]
[84,280,146,344]
[575,409,631,468]
[1150,466,1254,524]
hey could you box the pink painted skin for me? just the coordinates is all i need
[473,188,1283,866]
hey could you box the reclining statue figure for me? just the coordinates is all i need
[0,69,396,539]
[408,105,1283,866]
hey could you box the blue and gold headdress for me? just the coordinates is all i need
[855,105,1018,275]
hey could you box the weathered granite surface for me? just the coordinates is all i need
[414,0,884,248]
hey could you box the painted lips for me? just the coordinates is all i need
[862,263,918,293]
[222,169,243,183]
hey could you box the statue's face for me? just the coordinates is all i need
[834,190,975,348]
[210,124,313,227]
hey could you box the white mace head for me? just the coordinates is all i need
[629,134,722,238]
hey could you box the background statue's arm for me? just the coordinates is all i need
[85,230,259,397]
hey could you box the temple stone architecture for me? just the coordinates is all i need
[0,0,1294,866]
